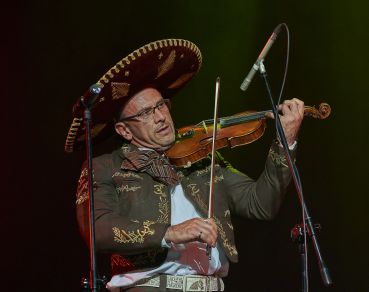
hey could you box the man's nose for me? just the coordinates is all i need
[153,107,165,123]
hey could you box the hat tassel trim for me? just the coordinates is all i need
[65,117,83,153]
[97,39,202,87]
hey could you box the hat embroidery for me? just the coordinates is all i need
[168,72,196,89]
[112,82,130,100]
[156,50,176,79]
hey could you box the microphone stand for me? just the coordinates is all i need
[79,85,106,291]
[258,60,332,291]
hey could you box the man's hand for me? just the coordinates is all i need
[164,218,218,247]
[266,98,305,146]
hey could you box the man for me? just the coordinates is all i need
[66,39,304,291]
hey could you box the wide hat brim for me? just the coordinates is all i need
[65,39,202,153]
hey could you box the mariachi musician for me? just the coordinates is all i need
[65,39,304,291]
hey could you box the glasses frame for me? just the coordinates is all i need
[119,99,171,122]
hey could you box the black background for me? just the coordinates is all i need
[1,1,368,291]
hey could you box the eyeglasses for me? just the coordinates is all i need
[119,99,171,122]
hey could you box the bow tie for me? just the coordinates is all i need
[121,148,179,186]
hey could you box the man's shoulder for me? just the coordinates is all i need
[91,147,124,173]
[178,151,245,179]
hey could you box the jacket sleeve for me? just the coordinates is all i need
[221,141,296,220]
[75,155,170,255]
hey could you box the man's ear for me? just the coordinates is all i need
[115,122,133,141]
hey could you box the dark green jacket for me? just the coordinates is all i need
[76,142,294,275]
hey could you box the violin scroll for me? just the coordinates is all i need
[304,103,331,120]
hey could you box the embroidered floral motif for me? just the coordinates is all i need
[113,220,155,244]
[187,183,208,214]
[196,166,211,176]
[112,172,143,180]
[168,72,196,89]
[78,168,88,182]
[213,216,238,256]
[113,184,169,246]
[76,167,95,205]
[111,82,130,100]
[156,50,176,78]
[154,184,169,224]
[153,183,166,197]
[111,254,134,270]
[111,249,166,273]
[116,185,142,193]
[204,174,224,185]
[269,147,289,167]
[76,191,88,205]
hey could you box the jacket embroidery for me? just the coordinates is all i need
[111,249,164,272]
[116,184,142,193]
[112,172,143,180]
[187,183,208,214]
[213,216,238,256]
[204,174,224,185]
[196,166,211,176]
[112,184,169,246]
[113,220,155,244]
[154,183,169,224]
[76,183,88,205]
[269,147,288,167]
[76,167,96,205]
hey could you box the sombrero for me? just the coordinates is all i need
[64,39,202,153]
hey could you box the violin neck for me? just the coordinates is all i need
[198,103,330,129]
[219,111,268,127]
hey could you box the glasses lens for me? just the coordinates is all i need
[137,108,154,120]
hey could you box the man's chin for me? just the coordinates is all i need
[155,138,175,152]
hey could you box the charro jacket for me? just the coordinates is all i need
[76,142,295,276]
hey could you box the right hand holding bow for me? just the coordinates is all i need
[164,218,218,247]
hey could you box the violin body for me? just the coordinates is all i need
[166,111,266,168]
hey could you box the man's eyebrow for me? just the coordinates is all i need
[137,100,163,112]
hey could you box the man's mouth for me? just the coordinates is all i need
[156,124,170,134]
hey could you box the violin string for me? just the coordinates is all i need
[191,104,314,133]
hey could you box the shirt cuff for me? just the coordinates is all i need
[277,139,297,150]
[288,140,297,150]
[161,237,171,248]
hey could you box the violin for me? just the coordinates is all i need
[165,103,331,168]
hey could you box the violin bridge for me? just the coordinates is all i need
[202,120,208,133]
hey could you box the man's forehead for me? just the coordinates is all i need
[123,88,163,113]
[133,88,162,101]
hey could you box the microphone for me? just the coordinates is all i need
[72,83,102,116]
[240,24,283,91]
